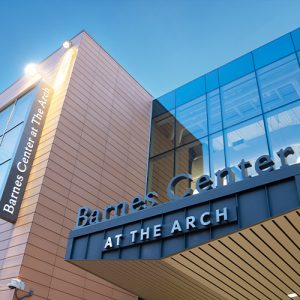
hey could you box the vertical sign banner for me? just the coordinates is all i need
[0,82,53,223]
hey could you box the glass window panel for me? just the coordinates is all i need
[257,54,300,112]
[0,125,23,164]
[0,105,14,136]
[0,160,11,196]
[253,34,294,69]
[221,73,262,128]
[292,28,300,51]
[176,76,205,107]
[156,91,175,111]
[175,138,209,194]
[207,89,222,134]
[219,53,254,86]
[152,99,169,118]
[176,95,207,146]
[205,70,219,93]
[8,88,35,129]
[150,111,175,157]
[209,132,226,182]
[147,151,174,203]
[266,100,300,166]
[225,116,269,180]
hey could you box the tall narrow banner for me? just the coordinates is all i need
[0,82,53,223]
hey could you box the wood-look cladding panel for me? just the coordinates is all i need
[67,209,300,300]
[72,260,221,300]
[0,56,67,293]
[0,32,151,299]
[0,33,151,300]
[164,209,300,300]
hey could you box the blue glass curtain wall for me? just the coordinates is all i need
[148,28,300,201]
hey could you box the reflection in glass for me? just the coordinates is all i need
[8,88,35,130]
[147,151,174,202]
[0,161,11,197]
[0,126,23,164]
[209,132,226,182]
[148,43,300,197]
[207,90,222,134]
[175,76,205,107]
[0,105,13,136]
[266,100,300,165]
[221,73,261,128]
[175,95,207,146]
[150,111,175,157]
[152,99,169,118]
[257,54,300,112]
[225,116,269,180]
[175,138,209,194]
[156,91,175,111]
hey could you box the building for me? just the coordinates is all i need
[0,28,300,300]
[0,32,152,300]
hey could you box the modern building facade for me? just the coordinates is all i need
[148,29,300,202]
[0,32,152,300]
[1,28,300,300]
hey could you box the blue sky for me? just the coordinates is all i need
[1,0,300,97]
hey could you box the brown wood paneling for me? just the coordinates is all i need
[166,209,300,300]
[1,31,150,300]
[67,209,300,300]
